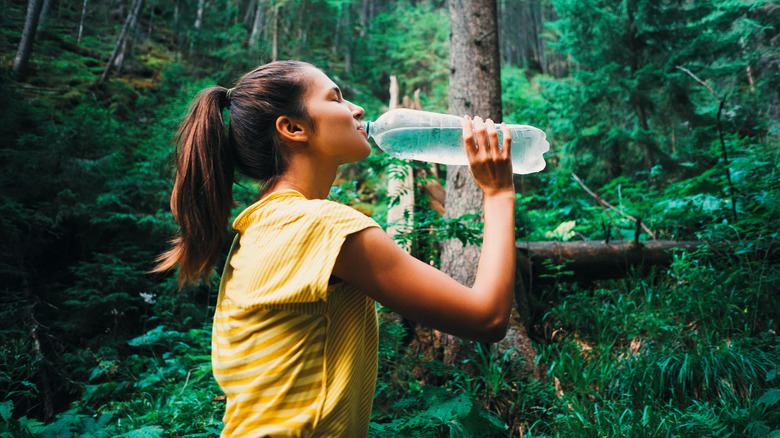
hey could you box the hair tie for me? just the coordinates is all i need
[226,87,235,102]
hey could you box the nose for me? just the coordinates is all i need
[350,101,365,120]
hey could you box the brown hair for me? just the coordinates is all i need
[153,60,315,285]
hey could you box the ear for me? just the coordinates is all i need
[275,116,310,143]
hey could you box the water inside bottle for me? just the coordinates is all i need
[372,126,472,165]
[363,117,549,173]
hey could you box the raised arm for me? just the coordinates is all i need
[332,116,515,343]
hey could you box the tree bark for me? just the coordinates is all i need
[248,0,264,47]
[440,0,503,365]
[99,0,144,84]
[518,240,700,285]
[13,0,45,80]
[146,0,154,36]
[37,0,53,31]
[625,0,653,170]
[386,76,416,252]
[77,0,88,44]
[272,6,278,61]
[112,0,143,72]
[516,240,779,285]
[194,0,205,29]
[361,0,372,37]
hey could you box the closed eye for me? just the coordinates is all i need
[331,86,343,102]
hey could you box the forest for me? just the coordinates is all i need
[1,0,778,436]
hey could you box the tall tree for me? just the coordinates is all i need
[498,0,555,72]
[99,0,145,84]
[37,0,53,31]
[111,0,144,71]
[248,0,265,47]
[440,0,502,363]
[12,0,45,80]
[77,0,88,45]
[194,0,206,29]
[271,4,278,61]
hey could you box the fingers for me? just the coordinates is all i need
[462,115,510,161]
[499,121,512,160]
[472,116,488,155]
[471,116,499,157]
[484,118,499,158]
[462,114,514,195]
[463,115,476,162]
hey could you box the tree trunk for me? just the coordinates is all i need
[625,0,653,170]
[112,0,143,71]
[146,0,154,36]
[248,0,264,47]
[516,239,779,286]
[243,0,256,24]
[77,0,88,44]
[361,0,371,37]
[37,0,53,31]
[99,0,144,85]
[194,0,205,29]
[386,76,416,252]
[440,0,503,366]
[13,0,45,80]
[517,240,701,285]
[272,6,278,61]
[534,1,546,74]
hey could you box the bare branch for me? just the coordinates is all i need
[676,65,719,100]
[572,173,657,240]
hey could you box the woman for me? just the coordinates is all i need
[154,60,516,437]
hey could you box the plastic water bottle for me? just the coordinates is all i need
[361,108,549,174]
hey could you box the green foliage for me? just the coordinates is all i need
[501,64,551,128]
[532,243,779,437]
[366,0,450,111]
[543,0,780,184]
[372,310,516,436]
[371,385,506,437]
[0,325,222,437]
[1,0,778,436]
[351,0,451,114]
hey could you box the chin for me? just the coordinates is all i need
[353,145,371,162]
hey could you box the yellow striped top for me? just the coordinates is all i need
[212,190,380,437]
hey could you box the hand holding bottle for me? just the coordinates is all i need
[462,115,514,197]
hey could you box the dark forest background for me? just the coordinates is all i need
[1,0,778,436]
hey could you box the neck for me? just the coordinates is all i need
[266,155,339,200]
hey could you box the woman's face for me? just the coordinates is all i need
[299,67,370,165]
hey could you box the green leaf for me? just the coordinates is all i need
[0,401,12,422]
[128,325,168,346]
[117,426,164,438]
[758,389,780,406]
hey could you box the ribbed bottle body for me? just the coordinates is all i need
[365,109,548,174]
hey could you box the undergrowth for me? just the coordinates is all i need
[2,0,778,436]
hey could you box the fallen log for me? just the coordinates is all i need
[516,240,778,285]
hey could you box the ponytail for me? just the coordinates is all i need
[153,60,314,286]
[153,87,234,285]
